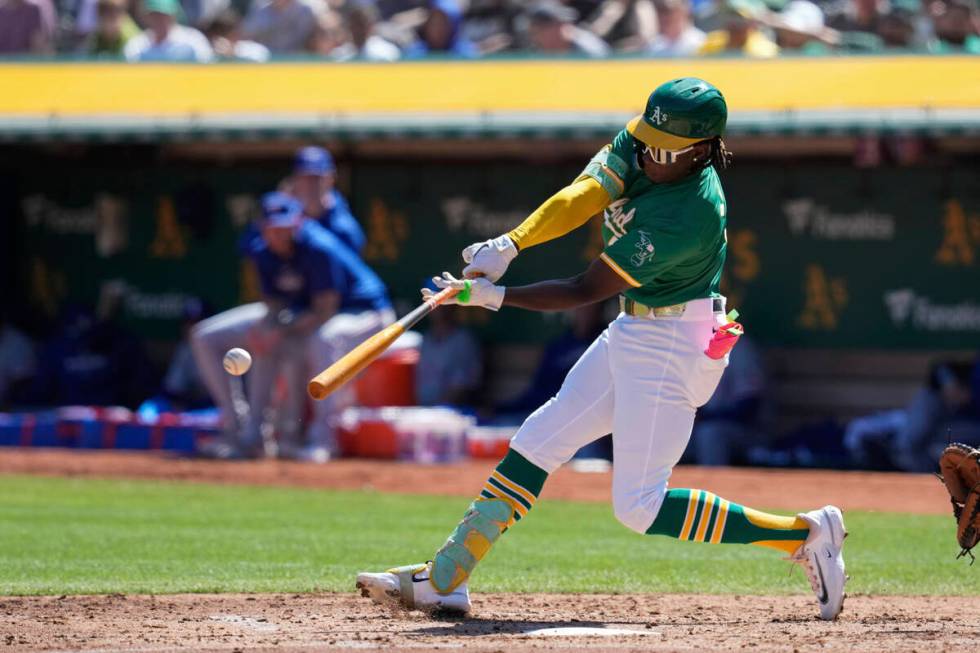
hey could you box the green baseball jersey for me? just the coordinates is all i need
[581,128,727,308]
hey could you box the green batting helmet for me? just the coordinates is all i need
[627,78,728,151]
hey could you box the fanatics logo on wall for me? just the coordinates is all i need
[884,289,980,332]
[782,198,894,241]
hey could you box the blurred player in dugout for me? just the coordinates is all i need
[191,150,392,461]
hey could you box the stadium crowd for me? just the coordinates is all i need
[0,0,977,59]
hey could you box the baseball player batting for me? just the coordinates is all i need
[357,78,848,620]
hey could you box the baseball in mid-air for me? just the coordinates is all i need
[223,348,252,376]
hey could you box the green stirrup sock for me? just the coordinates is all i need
[647,489,810,554]
[430,449,547,592]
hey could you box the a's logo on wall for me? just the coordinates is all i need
[935,199,980,266]
[798,264,848,330]
[364,198,409,262]
[648,106,669,125]
[630,231,655,267]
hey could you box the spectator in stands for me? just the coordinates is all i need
[415,305,482,406]
[524,0,611,56]
[242,0,318,54]
[0,313,36,409]
[768,0,838,52]
[308,7,347,55]
[284,146,367,254]
[496,302,608,417]
[331,1,401,61]
[845,356,980,471]
[648,0,705,56]
[460,0,521,54]
[700,0,780,56]
[582,0,659,51]
[180,0,229,31]
[405,0,479,57]
[827,0,884,35]
[79,0,140,56]
[930,0,980,52]
[207,8,270,61]
[876,0,918,47]
[191,193,393,461]
[0,0,56,54]
[689,335,767,466]
[124,0,214,61]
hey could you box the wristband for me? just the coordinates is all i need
[457,279,472,304]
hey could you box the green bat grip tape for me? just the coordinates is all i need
[457,279,472,304]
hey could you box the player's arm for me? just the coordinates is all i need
[284,290,340,336]
[506,177,612,251]
[501,258,629,311]
[462,142,629,281]
[425,257,629,313]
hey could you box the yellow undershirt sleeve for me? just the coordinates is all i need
[506,177,612,251]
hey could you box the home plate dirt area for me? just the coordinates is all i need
[2,449,978,652]
[4,592,980,652]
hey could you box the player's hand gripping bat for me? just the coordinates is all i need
[307,285,460,400]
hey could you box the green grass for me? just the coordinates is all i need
[0,474,976,596]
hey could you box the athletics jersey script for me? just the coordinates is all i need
[581,128,728,308]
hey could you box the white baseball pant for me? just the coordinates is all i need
[509,297,729,533]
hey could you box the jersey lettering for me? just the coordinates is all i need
[630,230,655,267]
[603,198,636,242]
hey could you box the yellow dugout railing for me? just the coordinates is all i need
[2,56,978,117]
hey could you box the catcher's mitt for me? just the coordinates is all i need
[938,443,980,563]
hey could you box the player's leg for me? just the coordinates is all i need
[274,336,310,457]
[606,311,846,619]
[357,328,616,611]
[306,308,395,459]
[189,302,267,437]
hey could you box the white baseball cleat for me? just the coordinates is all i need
[790,505,848,620]
[356,562,471,614]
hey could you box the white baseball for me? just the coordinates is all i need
[223,348,252,376]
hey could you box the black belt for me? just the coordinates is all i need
[620,296,724,318]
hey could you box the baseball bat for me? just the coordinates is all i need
[307,286,459,401]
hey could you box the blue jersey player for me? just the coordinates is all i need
[192,193,392,461]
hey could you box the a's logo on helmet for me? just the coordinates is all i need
[649,106,669,126]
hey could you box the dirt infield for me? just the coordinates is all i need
[4,592,980,652]
[1,448,967,652]
[0,447,950,514]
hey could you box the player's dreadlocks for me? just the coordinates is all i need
[695,137,733,172]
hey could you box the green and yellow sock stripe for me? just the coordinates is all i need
[675,490,729,543]
[648,488,808,553]
[709,499,730,544]
[480,470,537,522]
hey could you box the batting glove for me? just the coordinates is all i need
[422,272,505,311]
[704,321,744,360]
[461,235,518,282]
